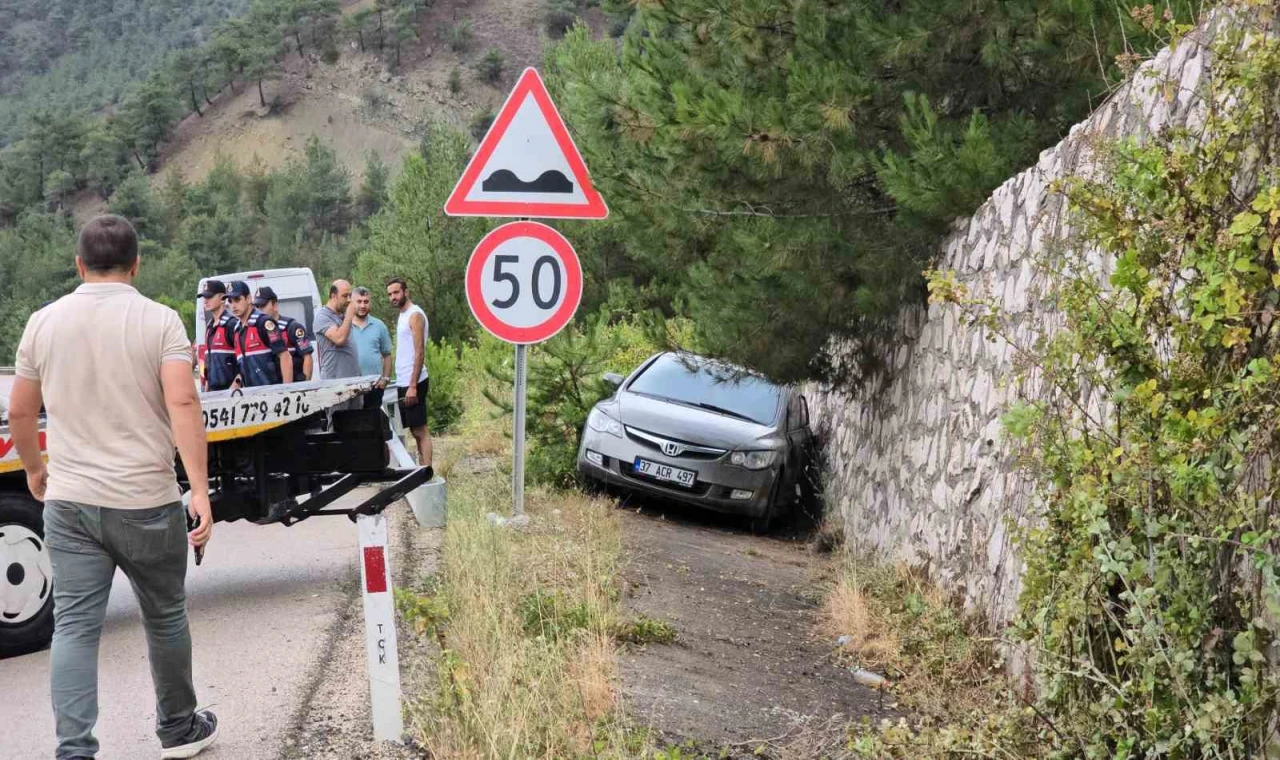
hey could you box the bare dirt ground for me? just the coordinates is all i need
[617,500,896,757]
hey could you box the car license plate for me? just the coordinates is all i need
[634,458,697,488]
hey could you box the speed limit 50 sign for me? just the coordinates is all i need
[465,221,583,345]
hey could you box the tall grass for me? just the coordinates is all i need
[819,560,1006,723]
[401,460,649,758]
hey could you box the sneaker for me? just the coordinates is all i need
[160,710,219,759]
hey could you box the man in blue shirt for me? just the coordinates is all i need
[351,286,392,410]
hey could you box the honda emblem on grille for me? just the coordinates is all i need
[662,442,683,457]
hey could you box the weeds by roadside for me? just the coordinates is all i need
[396,458,655,757]
[815,558,1038,756]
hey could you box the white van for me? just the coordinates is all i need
[194,267,322,371]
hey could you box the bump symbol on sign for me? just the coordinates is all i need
[444,68,607,219]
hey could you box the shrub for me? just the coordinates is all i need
[446,21,473,53]
[360,86,389,112]
[904,16,1280,758]
[469,110,494,141]
[320,45,340,65]
[447,66,462,94]
[519,589,593,641]
[614,615,676,645]
[543,0,579,37]
[474,48,504,85]
[424,338,464,434]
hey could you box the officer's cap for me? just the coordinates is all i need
[227,281,252,299]
[199,280,227,299]
[253,286,279,308]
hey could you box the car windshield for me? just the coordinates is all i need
[626,354,782,426]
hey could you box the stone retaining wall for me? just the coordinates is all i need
[804,17,1229,626]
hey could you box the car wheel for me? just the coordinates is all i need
[0,490,55,659]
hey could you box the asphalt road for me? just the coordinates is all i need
[0,494,378,760]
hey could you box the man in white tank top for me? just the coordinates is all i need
[385,278,431,466]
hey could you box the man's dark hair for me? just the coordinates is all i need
[386,278,408,292]
[329,283,340,297]
[77,215,138,273]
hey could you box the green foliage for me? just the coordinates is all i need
[614,615,676,645]
[485,312,666,487]
[543,0,580,37]
[357,151,390,219]
[519,589,593,641]
[354,125,489,347]
[0,135,400,360]
[447,21,474,53]
[263,136,354,263]
[475,48,504,85]
[0,0,252,147]
[395,586,450,637]
[447,66,463,94]
[0,213,77,361]
[468,110,494,141]
[0,0,354,219]
[424,339,464,435]
[545,1,1196,384]
[108,172,165,241]
[468,110,491,141]
[910,13,1280,757]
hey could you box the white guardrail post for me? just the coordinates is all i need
[358,511,404,743]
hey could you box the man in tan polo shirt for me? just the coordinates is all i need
[7,215,219,760]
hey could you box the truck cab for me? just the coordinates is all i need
[194,268,322,370]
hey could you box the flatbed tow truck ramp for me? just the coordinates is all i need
[0,375,435,658]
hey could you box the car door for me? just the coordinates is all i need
[784,392,815,504]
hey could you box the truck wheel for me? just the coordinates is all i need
[0,491,54,659]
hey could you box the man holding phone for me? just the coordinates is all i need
[7,215,219,760]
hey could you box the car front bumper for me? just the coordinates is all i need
[576,427,777,518]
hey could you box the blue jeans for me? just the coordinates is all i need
[42,501,198,759]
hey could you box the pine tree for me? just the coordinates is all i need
[169,49,205,117]
[546,0,1194,383]
[354,126,488,345]
[357,151,390,219]
[118,73,181,170]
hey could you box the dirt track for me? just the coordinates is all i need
[617,501,895,756]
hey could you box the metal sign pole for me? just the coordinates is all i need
[512,342,528,519]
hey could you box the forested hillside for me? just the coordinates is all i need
[0,0,252,146]
[0,0,1202,388]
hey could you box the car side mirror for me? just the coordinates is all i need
[603,372,624,388]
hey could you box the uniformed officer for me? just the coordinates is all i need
[199,280,241,392]
[253,286,314,383]
[226,280,293,387]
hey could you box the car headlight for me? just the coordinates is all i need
[587,407,624,437]
[729,450,776,470]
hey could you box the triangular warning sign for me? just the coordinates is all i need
[444,68,608,220]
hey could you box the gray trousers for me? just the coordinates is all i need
[42,500,197,760]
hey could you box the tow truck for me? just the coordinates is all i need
[0,269,439,659]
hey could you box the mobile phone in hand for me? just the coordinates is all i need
[185,511,205,566]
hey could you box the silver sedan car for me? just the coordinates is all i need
[577,352,815,531]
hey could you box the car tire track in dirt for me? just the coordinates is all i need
[617,501,894,756]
